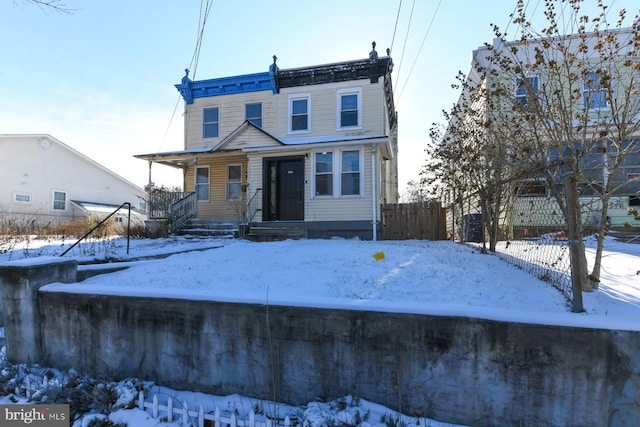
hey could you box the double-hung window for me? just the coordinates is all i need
[583,70,608,110]
[337,88,361,129]
[289,94,310,132]
[314,152,333,196]
[203,107,219,138]
[245,103,262,128]
[514,75,539,108]
[313,149,362,197]
[227,164,242,201]
[52,191,67,211]
[341,150,361,196]
[196,167,210,201]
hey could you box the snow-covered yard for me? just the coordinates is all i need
[1,234,639,426]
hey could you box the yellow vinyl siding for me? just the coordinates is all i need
[185,154,248,220]
[246,145,378,223]
[277,81,386,138]
[184,91,276,151]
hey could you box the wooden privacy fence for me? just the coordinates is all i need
[381,202,447,240]
[138,390,300,427]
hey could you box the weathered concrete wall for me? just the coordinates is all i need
[0,258,77,363]
[36,290,640,427]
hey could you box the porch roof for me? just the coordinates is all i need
[134,129,392,169]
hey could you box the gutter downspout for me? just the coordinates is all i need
[371,145,377,241]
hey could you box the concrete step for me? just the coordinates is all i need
[245,226,306,242]
[177,220,239,238]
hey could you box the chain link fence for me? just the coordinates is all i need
[447,181,640,303]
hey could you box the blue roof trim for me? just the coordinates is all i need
[176,69,276,104]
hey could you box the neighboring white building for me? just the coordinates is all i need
[0,134,147,229]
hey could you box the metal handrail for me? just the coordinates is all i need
[243,188,262,225]
[240,188,262,238]
[169,192,197,234]
[60,202,131,257]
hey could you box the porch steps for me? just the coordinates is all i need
[245,226,306,242]
[177,220,238,239]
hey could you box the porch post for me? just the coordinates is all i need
[147,160,152,190]
[371,145,377,241]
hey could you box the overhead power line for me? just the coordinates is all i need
[396,0,442,103]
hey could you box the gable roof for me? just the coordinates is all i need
[0,134,144,194]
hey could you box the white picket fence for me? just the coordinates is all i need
[137,390,302,427]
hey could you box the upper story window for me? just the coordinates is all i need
[227,164,242,201]
[583,70,608,110]
[312,149,362,197]
[289,94,310,132]
[203,107,219,138]
[196,166,210,201]
[514,75,539,108]
[245,103,262,128]
[337,88,362,129]
[52,191,67,211]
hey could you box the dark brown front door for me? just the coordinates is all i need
[264,157,304,221]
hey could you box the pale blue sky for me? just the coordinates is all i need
[1,0,637,192]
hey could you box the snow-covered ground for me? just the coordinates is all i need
[1,234,639,426]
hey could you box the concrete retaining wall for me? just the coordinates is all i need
[1,260,639,426]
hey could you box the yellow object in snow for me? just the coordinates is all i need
[373,251,385,261]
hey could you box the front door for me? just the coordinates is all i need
[264,157,304,221]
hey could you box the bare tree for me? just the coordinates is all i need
[15,0,74,14]
[434,0,639,312]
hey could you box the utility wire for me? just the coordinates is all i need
[390,0,403,53]
[396,0,442,103]
[393,0,415,91]
[158,0,214,152]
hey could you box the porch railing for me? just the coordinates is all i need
[169,192,197,234]
[147,192,193,219]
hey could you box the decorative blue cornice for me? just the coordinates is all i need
[175,69,276,104]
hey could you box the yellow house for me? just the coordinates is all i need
[136,43,398,240]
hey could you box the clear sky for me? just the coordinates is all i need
[1,0,637,194]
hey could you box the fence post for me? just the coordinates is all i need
[0,257,77,364]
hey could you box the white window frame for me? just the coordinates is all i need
[311,148,363,198]
[13,193,31,204]
[313,151,334,197]
[52,190,67,211]
[195,166,210,202]
[227,164,243,201]
[245,102,262,128]
[336,88,362,130]
[203,106,220,138]
[339,149,363,196]
[288,93,311,133]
